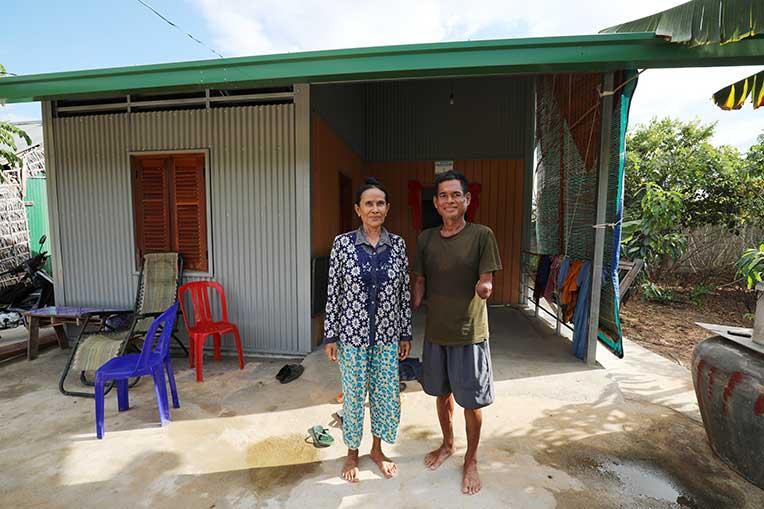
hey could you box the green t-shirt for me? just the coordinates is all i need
[412,223,502,346]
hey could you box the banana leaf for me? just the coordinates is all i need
[712,70,764,109]
[600,0,763,46]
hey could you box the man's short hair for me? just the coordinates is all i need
[434,170,469,195]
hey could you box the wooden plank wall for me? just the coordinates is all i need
[366,160,524,305]
[311,114,363,258]
[311,115,364,344]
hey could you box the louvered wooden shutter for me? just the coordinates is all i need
[171,155,208,272]
[132,157,171,261]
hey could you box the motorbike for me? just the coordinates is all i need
[0,235,55,329]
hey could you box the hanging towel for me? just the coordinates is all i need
[533,255,552,302]
[561,260,584,323]
[572,261,593,360]
[552,256,571,313]
[543,256,564,304]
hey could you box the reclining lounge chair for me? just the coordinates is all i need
[59,252,183,398]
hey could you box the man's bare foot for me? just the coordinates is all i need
[424,443,454,470]
[341,450,360,483]
[462,459,481,495]
[370,448,398,478]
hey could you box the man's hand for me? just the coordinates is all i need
[475,273,494,300]
[399,340,411,360]
[324,342,338,362]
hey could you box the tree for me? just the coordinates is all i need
[747,134,764,167]
[624,118,764,233]
[0,63,32,181]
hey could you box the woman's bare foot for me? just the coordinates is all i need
[462,459,481,495]
[424,443,454,470]
[370,448,398,478]
[341,449,360,483]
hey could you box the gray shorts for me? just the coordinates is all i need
[421,340,495,409]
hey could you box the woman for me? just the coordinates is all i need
[323,177,412,482]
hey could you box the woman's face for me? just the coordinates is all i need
[355,187,390,229]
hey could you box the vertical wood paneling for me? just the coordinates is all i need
[311,115,364,257]
[366,160,524,305]
[310,115,365,344]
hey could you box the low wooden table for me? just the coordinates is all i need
[23,307,130,360]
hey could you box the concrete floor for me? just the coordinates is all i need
[1,307,763,508]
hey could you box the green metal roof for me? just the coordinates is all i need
[2,32,763,104]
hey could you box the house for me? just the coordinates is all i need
[0,31,761,358]
[0,120,48,285]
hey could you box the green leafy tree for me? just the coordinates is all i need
[0,63,32,181]
[737,244,764,289]
[624,118,762,232]
[622,183,687,277]
[623,118,764,283]
[741,134,764,225]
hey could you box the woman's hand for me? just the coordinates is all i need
[324,342,338,362]
[399,340,411,361]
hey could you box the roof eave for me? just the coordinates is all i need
[1,32,763,104]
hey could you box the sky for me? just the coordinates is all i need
[1,0,761,151]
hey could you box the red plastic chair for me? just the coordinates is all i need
[178,281,244,382]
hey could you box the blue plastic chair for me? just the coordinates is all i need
[94,302,180,439]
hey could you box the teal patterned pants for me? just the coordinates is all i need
[338,341,400,449]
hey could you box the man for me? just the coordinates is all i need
[412,170,501,495]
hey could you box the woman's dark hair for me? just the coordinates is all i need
[434,170,469,194]
[355,177,388,205]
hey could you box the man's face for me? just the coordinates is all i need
[434,179,470,222]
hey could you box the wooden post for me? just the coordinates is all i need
[27,316,40,360]
[586,73,615,366]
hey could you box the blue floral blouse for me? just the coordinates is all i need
[323,227,412,347]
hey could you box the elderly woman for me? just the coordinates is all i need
[323,177,412,482]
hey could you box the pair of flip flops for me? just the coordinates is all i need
[307,425,334,448]
[276,363,304,384]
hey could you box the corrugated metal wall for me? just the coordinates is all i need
[51,105,305,355]
[365,76,530,161]
[313,76,531,162]
[312,84,366,158]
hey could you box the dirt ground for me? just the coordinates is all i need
[620,272,756,369]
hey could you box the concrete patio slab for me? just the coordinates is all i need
[1,307,762,508]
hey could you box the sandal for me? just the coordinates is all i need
[307,425,334,448]
[331,409,344,428]
[276,363,304,384]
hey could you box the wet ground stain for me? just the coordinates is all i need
[246,434,321,497]
[400,424,438,442]
[533,403,759,508]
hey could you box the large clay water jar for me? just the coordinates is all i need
[692,336,764,489]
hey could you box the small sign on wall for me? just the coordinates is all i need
[434,160,453,175]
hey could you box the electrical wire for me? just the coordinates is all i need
[134,0,225,59]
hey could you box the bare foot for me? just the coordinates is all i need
[370,448,398,478]
[341,450,360,483]
[462,459,481,495]
[424,443,454,470]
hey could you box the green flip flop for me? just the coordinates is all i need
[307,425,334,448]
